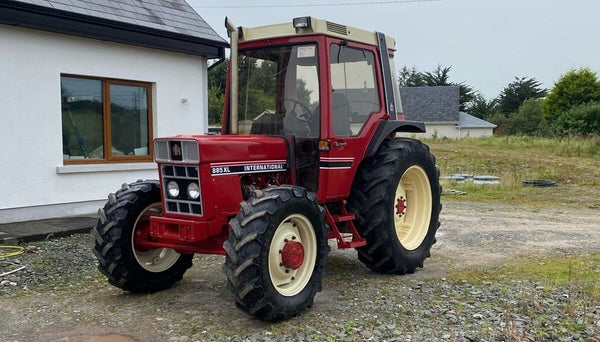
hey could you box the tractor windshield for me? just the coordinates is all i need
[236,44,320,137]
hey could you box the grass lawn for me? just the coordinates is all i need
[424,136,600,209]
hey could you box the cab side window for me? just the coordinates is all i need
[329,44,380,137]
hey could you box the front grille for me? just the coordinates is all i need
[182,140,199,161]
[156,141,169,161]
[162,164,203,216]
[154,139,199,163]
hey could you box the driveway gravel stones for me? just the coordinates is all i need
[1,201,599,341]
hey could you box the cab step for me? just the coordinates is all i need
[325,201,366,249]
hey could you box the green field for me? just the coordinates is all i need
[424,136,600,208]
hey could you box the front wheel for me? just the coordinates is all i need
[92,180,193,292]
[223,186,329,322]
[348,138,442,274]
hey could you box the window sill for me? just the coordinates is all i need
[56,162,157,174]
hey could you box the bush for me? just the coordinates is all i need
[503,99,550,136]
[487,112,509,135]
[553,102,600,136]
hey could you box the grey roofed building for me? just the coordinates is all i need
[400,85,460,123]
[399,85,496,138]
[0,0,227,57]
[459,111,497,129]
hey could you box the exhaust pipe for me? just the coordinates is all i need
[225,17,239,134]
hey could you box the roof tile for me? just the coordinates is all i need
[9,0,225,43]
[400,86,460,123]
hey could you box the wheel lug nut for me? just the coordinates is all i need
[291,277,295,280]
[279,250,283,254]
[279,263,283,267]
[285,269,289,273]
[284,239,288,242]
[292,236,296,240]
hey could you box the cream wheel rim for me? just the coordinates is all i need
[393,165,432,250]
[131,203,180,273]
[268,214,317,297]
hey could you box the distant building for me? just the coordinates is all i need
[0,0,226,223]
[399,86,496,138]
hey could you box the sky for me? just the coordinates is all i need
[187,0,600,99]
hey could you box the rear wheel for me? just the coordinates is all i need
[348,138,441,274]
[223,186,329,321]
[92,180,193,292]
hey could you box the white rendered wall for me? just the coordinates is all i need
[0,25,209,223]
[422,124,459,139]
[458,128,494,138]
[398,124,494,139]
[398,124,459,139]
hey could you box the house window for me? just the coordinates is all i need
[61,75,152,163]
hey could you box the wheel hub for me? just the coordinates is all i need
[281,240,305,270]
[396,196,407,218]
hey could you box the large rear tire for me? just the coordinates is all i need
[92,180,193,292]
[348,138,441,274]
[223,186,329,322]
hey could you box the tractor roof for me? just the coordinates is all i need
[238,17,396,50]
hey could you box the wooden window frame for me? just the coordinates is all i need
[62,74,154,165]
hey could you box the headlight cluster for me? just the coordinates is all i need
[166,181,201,200]
[161,164,203,216]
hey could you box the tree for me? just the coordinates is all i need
[207,85,224,125]
[542,68,600,122]
[422,65,452,86]
[208,59,228,93]
[497,77,547,115]
[467,93,498,119]
[400,64,476,111]
[456,82,476,112]
[207,59,228,125]
[398,66,425,87]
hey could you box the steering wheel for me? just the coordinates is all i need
[282,98,313,122]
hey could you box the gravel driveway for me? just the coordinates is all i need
[1,201,599,342]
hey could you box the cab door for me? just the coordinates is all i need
[318,40,386,201]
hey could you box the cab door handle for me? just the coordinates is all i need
[333,141,347,147]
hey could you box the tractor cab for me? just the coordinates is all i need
[224,17,416,200]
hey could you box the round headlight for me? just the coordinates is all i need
[187,182,200,200]
[167,181,180,198]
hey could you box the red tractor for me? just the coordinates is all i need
[93,17,441,321]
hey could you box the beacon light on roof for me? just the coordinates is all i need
[293,17,312,30]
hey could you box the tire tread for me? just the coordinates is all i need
[348,138,442,274]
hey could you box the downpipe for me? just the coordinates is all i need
[225,17,239,134]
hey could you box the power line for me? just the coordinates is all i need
[194,0,439,9]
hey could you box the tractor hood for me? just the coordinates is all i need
[154,134,289,165]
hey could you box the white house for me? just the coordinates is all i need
[0,0,226,223]
[399,86,497,138]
